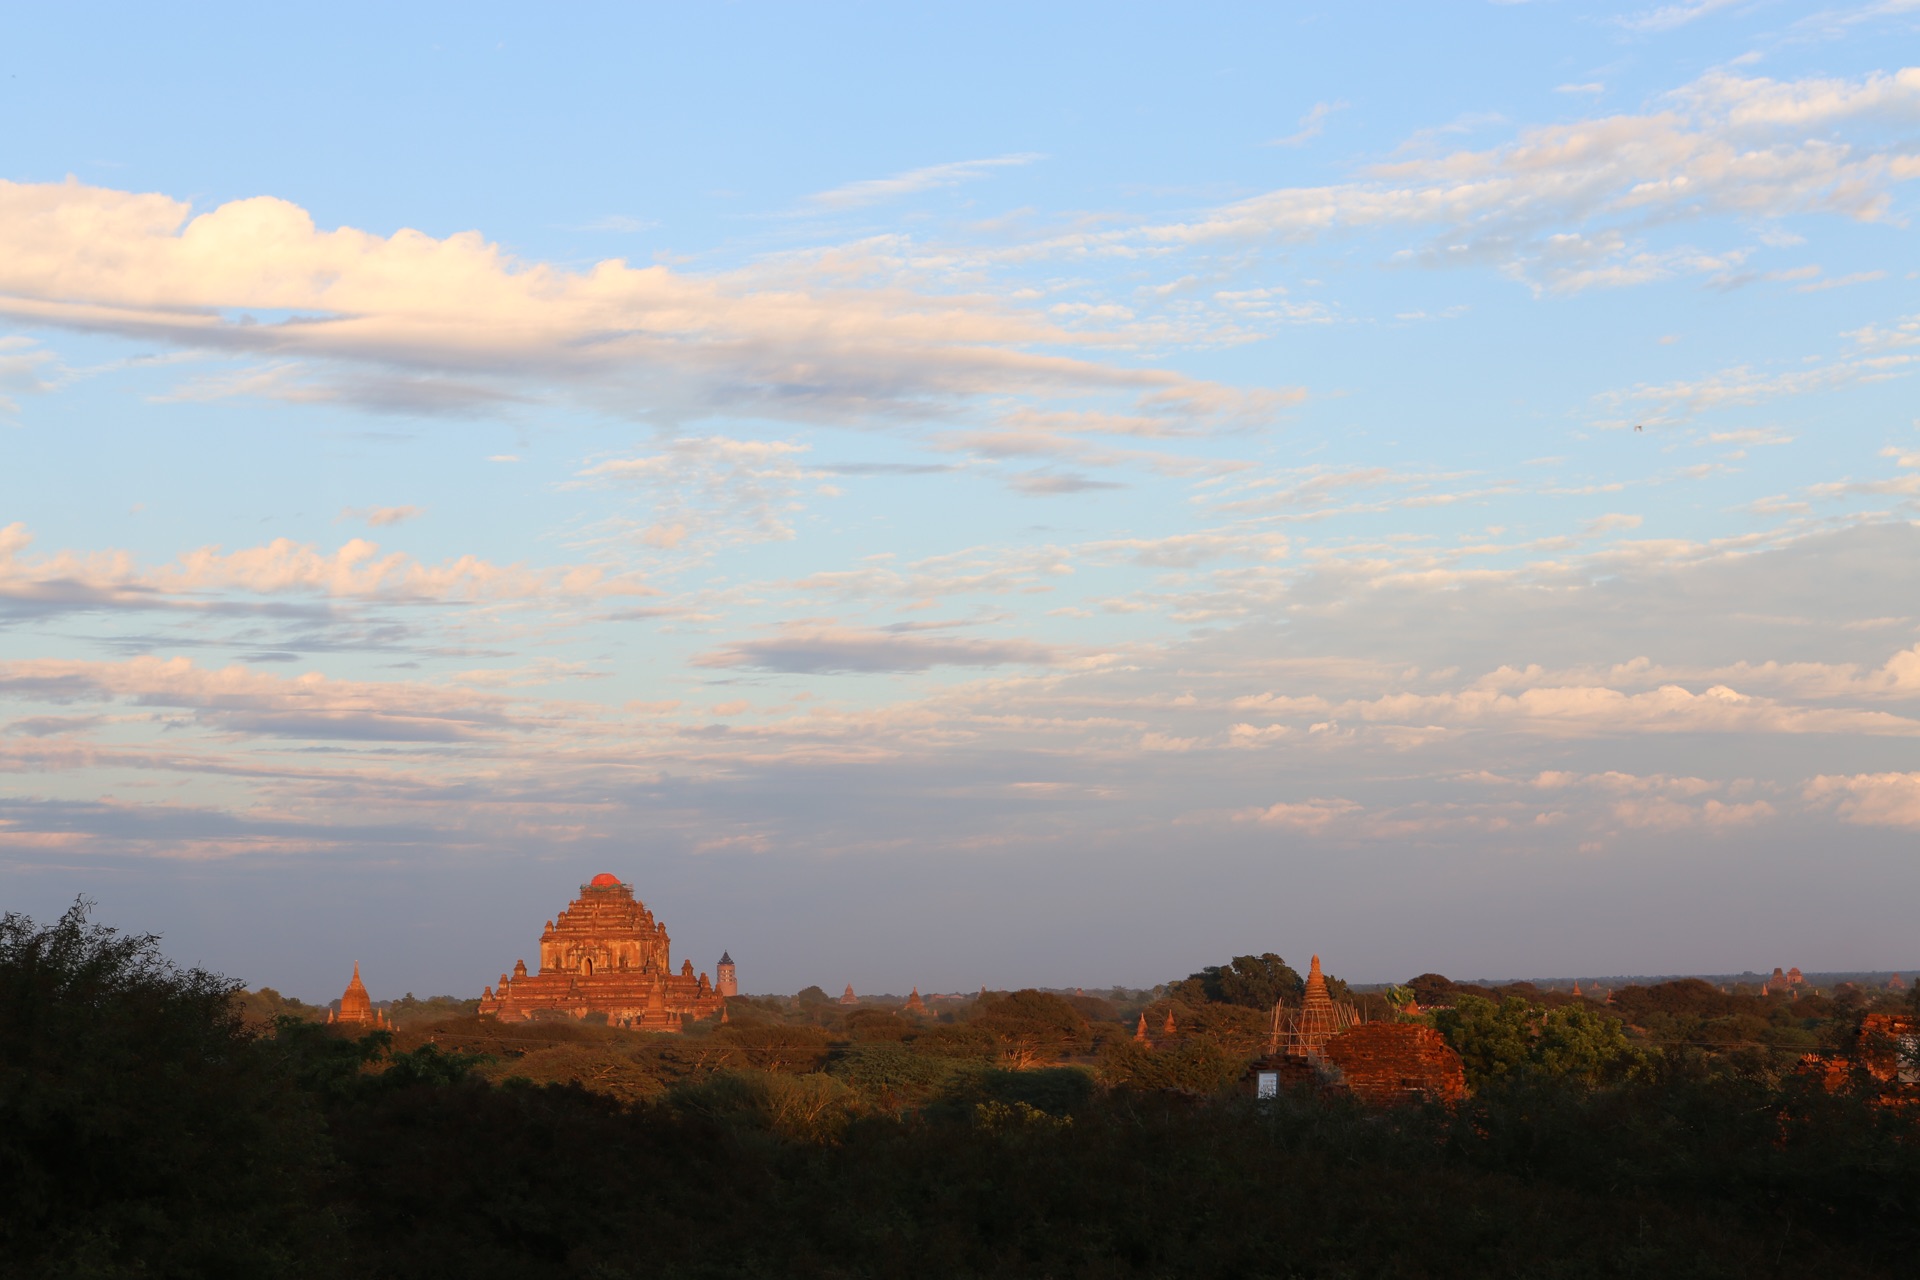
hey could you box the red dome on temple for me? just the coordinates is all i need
[589,873,622,887]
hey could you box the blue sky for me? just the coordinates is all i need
[3,2,1919,1000]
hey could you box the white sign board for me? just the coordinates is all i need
[1256,1071,1278,1098]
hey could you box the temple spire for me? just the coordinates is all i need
[1279,953,1351,1060]
[1303,954,1330,1011]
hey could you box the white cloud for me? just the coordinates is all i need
[1797,270,1888,292]
[0,177,1257,432]
[0,336,60,412]
[1265,101,1346,148]
[338,505,424,527]
[0,655,522,742]
[574,435,822,549]
[1618,0,1747,34]
[1805,771,1920,827]
[803,153,1044,210]
[1610,351,1915,419]
[1523,769,1775,829]
[1229,661,1920,741]
[1681,66,1920,129]
[1034,66,1920,293]
[1847,312,1920,351]
[1233,798,1363,831]
[0,521,652,608]
[1611,796,1775,828]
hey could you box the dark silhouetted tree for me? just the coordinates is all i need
[0,900,334,1278]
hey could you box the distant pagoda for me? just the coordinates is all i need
[328,962,391,1030]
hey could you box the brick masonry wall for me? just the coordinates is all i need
[1324,1023,1468,1105]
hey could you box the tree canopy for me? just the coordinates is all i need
[1434,995,1646,1090]
[0,900,335,1278]
[1171,953,1304,1009]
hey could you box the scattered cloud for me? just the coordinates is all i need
[0,655,522,742]
[0,176,1260,433]
[0,336,61,412]
[803,153,1044,210]
[1233,798,1364,831]
[1031,66,1920,293]
[1007,470,1127,495]
[1265,101,1346,148]
[1798,270,1889,292]
[1618,0,1747,34]
[1804,771,1920,827]
[0,521,652,613]
[693,626,1059,674]
[338,505,424,527]
[1607,321,1917,419]
[574,435,822,549]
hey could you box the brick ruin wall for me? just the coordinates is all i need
[1323,1023,1469,1105]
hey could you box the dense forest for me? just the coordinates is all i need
[5,902,1917,1279]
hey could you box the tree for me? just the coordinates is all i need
[1433,995,1644,1090]
[384,992,481,1026]
[1099,1038,1244,1095]
[1433,996,1536,1088]
[235,985,323,1029]
[829,1042,957,1101]
[710,1023,833,1073]
[971,990,1093,1067]
[1530,1003,1645,1087]
[1172,953,1304,1010]
[844,1007,913,1041]
[1150,999,1269,1056]
[0,900,335,1277]
[1610,979,1740,1024]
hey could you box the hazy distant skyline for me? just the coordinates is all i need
[3,3,1919,1001]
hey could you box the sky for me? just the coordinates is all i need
[2,2,1919,1001]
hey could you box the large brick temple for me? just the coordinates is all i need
[477,874,728,1031]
